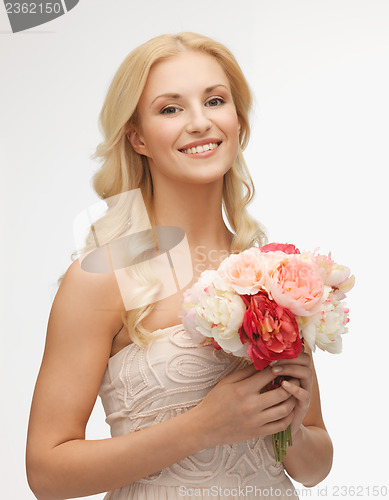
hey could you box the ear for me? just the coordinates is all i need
[126,126,150,157]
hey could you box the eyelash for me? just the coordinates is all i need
[160,97,226,115]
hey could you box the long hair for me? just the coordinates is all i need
[59,32,267,348]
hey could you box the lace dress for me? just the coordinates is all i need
[98,324,299,499]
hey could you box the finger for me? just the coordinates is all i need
[260,385,293,410]
[271,365,312,391]
[274,375,301,386]
[225,363,258,383]
[282,377,300,387]
[271,352,311,368]
[271,364,310,377]
[261,410,295,436]
[260,395,297,425]
[281,379,310,406]
[231,364,282,393]
[250,366,284,392]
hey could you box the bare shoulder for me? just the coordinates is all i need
[45,259,125,359]
[59,258,124,317]
[26,259,124,468]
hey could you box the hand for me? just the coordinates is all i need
[193,363,298,448]
[270,352,313,437]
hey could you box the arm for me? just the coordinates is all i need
[26,258,322,499]
[25,261,210,500]
[273,346,333,487]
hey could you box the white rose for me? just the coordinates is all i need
[298,295,349,354]
[179,269,219,339]
[194,284,247,355]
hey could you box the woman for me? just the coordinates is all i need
[26,32,333,499]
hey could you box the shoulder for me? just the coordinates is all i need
[26,260,124,462]
[58,259,124,326]
[61,259,122,307]
[45,259,125,359]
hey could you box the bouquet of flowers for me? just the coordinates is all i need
[179,243,354,462]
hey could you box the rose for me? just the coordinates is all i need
[179,269,219,342]
[267,254,330,317]
[260,243,301,255]
[215,248,271,295]
[179,270,249,356]
[315,253,355,300]
[297,292,350,354]
[239,291,302,370]
[194,284,248,357]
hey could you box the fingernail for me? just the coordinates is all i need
[272,366,282,373]
[282,380,291,388]
[269,360,278,366]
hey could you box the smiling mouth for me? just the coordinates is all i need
[178,141,222,155]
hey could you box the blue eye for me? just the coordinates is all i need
[206,97,225,107]
[161,106,180,114]
[160,98,225,114]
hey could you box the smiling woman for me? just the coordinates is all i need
[26,32,333,500]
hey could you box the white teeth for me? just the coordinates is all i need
[181,142,220,154]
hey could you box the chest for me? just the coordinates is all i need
[111,255,227,356]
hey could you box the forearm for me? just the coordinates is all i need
[282,425,333,487]
[29,406,207,500]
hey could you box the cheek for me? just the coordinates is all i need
[223,113,241,158]
[148,122,179,154]
[226,120,241,150]
[220,109,241,137]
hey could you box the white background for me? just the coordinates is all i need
[1,1,388,499]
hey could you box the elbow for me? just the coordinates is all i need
[303,471,331,488]
[26,467,49,500]
[303,435,334,488]
[26,456,62,500]
[26,467,46,500]
[27,478,62,500]
[303,467,332,488]
[305,466,333,489]
[303,475,329,488]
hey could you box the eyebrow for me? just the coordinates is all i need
[150,84,230,106]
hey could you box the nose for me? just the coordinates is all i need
[185,104,212,134]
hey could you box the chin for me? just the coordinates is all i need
[186,166,232,184]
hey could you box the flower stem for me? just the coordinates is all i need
[272,426,292,463]
[270,376,293,463]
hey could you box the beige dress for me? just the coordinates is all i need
[98,324,299,499]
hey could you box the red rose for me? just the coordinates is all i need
[260,243,300,254]
[239,292,302,370]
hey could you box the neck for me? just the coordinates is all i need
[151,177,234,253]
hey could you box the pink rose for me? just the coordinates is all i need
[239,292,302,370]
[267,255,328,317]
[217,249,269,295]
[260,243,300,254]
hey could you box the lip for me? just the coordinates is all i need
[179,145,221,159]
[178,138,222,151]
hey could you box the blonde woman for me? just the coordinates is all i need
[26,32,333,499]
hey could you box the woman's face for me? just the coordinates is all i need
[129,50,241,185]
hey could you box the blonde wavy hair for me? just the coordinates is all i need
[59,31,267,348]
